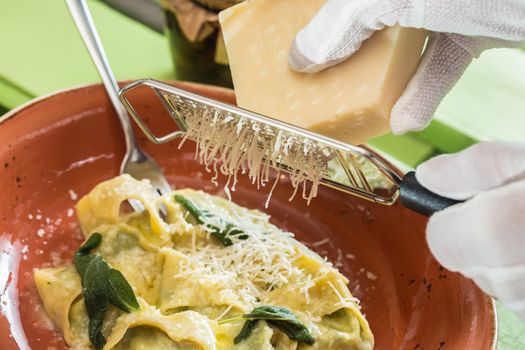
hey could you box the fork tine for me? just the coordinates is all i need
[67,0,172,213]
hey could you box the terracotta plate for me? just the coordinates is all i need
[0,82,496,349]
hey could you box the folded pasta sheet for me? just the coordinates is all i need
[34,175,374,349]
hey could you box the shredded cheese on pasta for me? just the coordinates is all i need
[174,195,305,306]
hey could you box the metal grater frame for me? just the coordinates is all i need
[118,79,403,205]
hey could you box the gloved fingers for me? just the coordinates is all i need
[289,0,525,73]
[426,180,525,275]
[288,0,404,73]
[447,33,525,58]
[390,33,473,134]
[461,263,525,322]
[415,1,525,41]
[463,264,525,305]
[416,142,525,200]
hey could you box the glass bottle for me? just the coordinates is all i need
[162,0,244,88]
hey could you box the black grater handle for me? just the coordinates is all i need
[399,171,463,216]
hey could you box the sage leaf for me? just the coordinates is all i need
[231,306,315,345]
[268,319,315,345]
[76,233,102,256]
[82,256,110,317]
[88,308,107,350]
[73,233,139,350]
[243,305,299,321]
[82,254,109,284]
[107,269,140,312]
[174,195,248,246]
[75,233,102,277]
[83,257,110,350]
[75,254,96,279]
[233,320,258,344]
[174,195,206,225]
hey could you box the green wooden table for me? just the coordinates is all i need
[1,1,524,348]
[0,0,172,109]
[370,47,525,171]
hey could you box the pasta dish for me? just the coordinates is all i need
[34,175,374,349]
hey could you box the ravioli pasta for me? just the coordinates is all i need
[34,175,374,350]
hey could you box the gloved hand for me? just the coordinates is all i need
[289,0,525,134]
[416,141,525,321]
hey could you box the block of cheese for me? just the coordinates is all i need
[218,0,427,145]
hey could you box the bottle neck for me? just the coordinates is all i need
[189,0,244,11]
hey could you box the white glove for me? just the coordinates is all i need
[416,141,525,321]
[289,0,525,134]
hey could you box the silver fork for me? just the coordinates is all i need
[66,0,171,210]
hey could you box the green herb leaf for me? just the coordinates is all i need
[76,233,102,256]
[82,256,110,317]
[174,195,248,246]
[230,306,315,345]
[174,195,205,224]
[268,319,315,345]
[73,233,140,350]
[87,308,107,350]
[233,320,258,344]
[82,256,110,350]
[75,233,102,278]
[243,305,299,321]
[75,254,96,279]
[107,269,140,312]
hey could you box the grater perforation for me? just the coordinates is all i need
[118,79,402,205]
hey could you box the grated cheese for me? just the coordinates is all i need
[309,238,330,247]
[299,275,315,305]
[178,107,334,205]
[213,304,234,321]
[366,271,377,281]
[173,193,317,306]
[68,189,78,201]
[335,249,344,268]
[328,281,359,308]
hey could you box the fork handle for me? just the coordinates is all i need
[65,0,136,153]
[399,171,462,216]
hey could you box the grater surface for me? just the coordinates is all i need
[118,79,402,205]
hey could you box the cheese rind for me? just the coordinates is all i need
[219,0,427,144]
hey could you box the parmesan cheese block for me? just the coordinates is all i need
[219,0,428,144]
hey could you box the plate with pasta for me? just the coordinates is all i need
[0,82,496,349]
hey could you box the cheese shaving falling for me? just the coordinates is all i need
[178,106,333,204]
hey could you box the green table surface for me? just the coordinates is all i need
[371,48,525,170]
[1,1,524,348]
[0,0,173,109]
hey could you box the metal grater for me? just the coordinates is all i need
[118,79,403,205]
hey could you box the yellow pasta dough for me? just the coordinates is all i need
[35,175,373,349]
